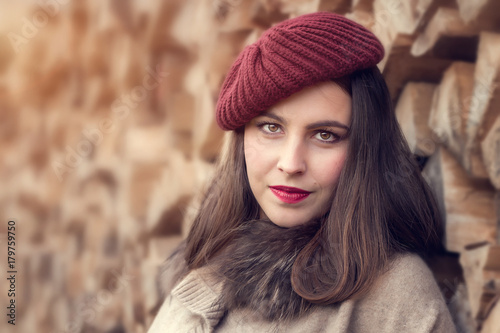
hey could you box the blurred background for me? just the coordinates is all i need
[0,0,499,332]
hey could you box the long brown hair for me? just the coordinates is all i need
[185,66,443,305]
[184,129,260,268]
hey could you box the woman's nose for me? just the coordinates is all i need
[277,138,306,175]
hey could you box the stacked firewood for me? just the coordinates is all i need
[389,1,500,331]
[0,1,498,332]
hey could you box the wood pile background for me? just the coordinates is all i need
[0,0,498,332]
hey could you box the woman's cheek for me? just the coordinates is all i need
[315,150,347,186]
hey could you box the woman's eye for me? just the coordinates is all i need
[319,132,331,140]
[262,123,281,133]
[267,124,280,132]
[315,131,338,143]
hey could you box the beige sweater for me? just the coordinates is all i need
[148,253,456,332]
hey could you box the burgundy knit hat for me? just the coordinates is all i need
[216,11,384,131]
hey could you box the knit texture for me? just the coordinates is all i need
[147,254,457,332]
[216,11,384,130]
[172,269,224,328]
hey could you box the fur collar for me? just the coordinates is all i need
[213,219,320,321]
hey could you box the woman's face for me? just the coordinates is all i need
[244,81,352,228]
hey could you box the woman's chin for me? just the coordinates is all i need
[264,214,310,228]
[260,205,326,228]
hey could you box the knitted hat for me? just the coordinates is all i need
[215,11,384,131]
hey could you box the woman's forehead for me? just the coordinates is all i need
[260,82,352,124]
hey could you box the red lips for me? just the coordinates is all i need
[269,186,311,204]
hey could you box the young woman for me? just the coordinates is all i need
[148,12,456,332]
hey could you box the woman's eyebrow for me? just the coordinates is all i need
[259,113,349,130]
[258,112,287,124]
[306,121,350,130]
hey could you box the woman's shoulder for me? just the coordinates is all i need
[378,252,441,294]
[352,252,457,332]
[363,252,445,307]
